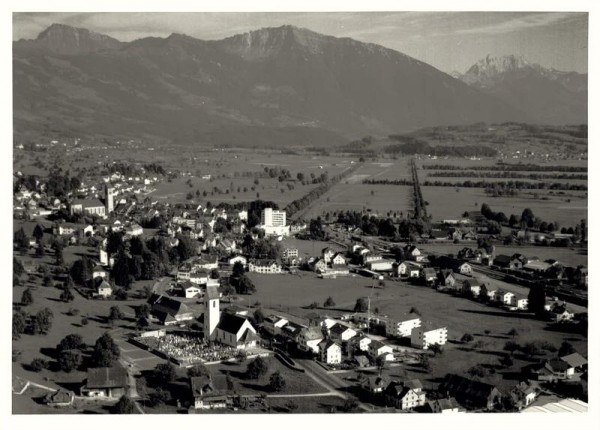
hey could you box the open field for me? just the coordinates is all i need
[419,242,588,267]
[207,357,326,395]
[302,183,413,219]
[421,186,587,227]
[246,272,586,391]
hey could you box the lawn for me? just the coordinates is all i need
[421,186,587,228]
[207,357,326,395]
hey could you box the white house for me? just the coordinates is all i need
[494,290,515,306]
[367,259,394,272]
[319,340,342,365]
[356,336,372,352]
[329,324,357,342]
[386,317,421,338]
[514,296,529,310]
[297,327,324,354]
[263,315,289,336]
[248,259,282,274]
[411,326,448,350]
[95,280,113,298]
[369,340,394,358]
[228,255,247,268]
[331,253,347,266]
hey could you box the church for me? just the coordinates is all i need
[202,286,258,349]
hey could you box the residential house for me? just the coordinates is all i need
[322,247,335,263]
[312,258,328,273]
[424,397,463,413]
[248,259,282,274]
[319,340,342,365]
[514,296,529,310]
[297,327,324,354]
[439,374,502,410]
[214,313,258,349]
[421,268,437,285]
[396,261,422,278]
[81,365,128,398]
[282,248,299,264]
[510,381,539,409]
[411,326,448,350]
[385,317,421,338]
[369,340,394,359]
[263,315,289,336]
[404,245,422,261]
[329,324,357,342]
[355,335,372,352]
[92,266,108,280]
[331,252,347,266]
[560,352,587,372]
[525,359,576,382]
[385,379,426,410]
[95,279,113,298]
[548,303,574,322]
[462,279,482,297]
[190,375,230,410]
[362,376,388,397]
[494,290,515,306]
[147,294,195,325]
[367,259,394,272]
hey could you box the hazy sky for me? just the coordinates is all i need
[13,12,588,74]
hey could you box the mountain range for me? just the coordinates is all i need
[13,24,587,147]
[456,54,587,125]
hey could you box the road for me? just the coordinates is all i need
[296,358,371,412]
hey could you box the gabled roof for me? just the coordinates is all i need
[426,397,460,412]
[148,293,190,316]
[216,313,250,335]
[560,352,587,368]
[319,339,341,350]
[546,359,571,372]
[440,374,499,401]
[190,375,228,398]
[86,365,128,389]
[45,389,74,404]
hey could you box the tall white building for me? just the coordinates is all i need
[105,184,115,213]
[261,208,286,227]
[203,285,221,340]
[411,326,448,350]
[260,208,290,237]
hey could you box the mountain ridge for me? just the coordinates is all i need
[14,23,581,148]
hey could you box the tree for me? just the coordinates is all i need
[468,364,488,378]
[13,311,26,340]
[70,256,92,285]
[558,341,576,357]
[21,288,34,306]
[323,296,336,308]
[29,358,49,372]
[499,355,514,368]
[461,333,474,343]
[429,343,443,356]
[521,342,541,358]
[13,257,24,277]
[503,341,520,355]
[14,228,30,253]
[108,306,124,323]
[285,399,298,412]
[237,275,256,295]
[55,245,64,267]
[507,328,519,338]
[269,371,286,392]
[57,334,84,353]
[148,387,171,407]
[187,364,209,378]
[31,308,53,335]
[527,285,546,315]
[112,395,135,414]
[253,308,265,324]
[135,304,151,319]
[58,349,82,372]
[60,284,75,302]
[112,251,132,289]
[354,298,368,312]
[154,363,176,384]
[33,224,44,242]
[246,356,268,379]
[232,261,246,278]
[419,353,430,371]
[92,332,120,367]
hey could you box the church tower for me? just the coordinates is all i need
[105,184,114,213]
[204,285,220,340]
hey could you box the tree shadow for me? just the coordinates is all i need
[40,347,58,360]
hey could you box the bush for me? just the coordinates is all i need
[269,371,286,392]
[112,395,135,414]
[461,333,474,343]
[187,365,209,378]
[148,387,171,407]
[246,356,268,379]
[30,358,49,372]
[323,296,336,308]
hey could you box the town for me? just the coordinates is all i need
[12,151,588,414]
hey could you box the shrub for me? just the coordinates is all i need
[30,358,49,372]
